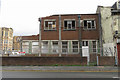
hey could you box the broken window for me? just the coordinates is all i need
[83,20,96,29]
[72,41,78,53]
[62,41,68,53]
[44,20,56,30]
[64,20,76,30]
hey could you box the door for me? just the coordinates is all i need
[117,43,120,65]
[82,41,89,63]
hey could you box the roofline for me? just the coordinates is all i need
[40,13,98,18]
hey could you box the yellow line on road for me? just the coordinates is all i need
[1,70,120,72]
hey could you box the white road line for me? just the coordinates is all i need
[112,77,120,79]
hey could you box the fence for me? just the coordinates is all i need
[1,47,117,66]
[1,47,117,56]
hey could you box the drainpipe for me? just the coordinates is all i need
[78,15,82,57]
[59,15,62,57]
[38,18,41,56]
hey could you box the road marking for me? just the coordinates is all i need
[112,77,120,79]
[1,70,120,72]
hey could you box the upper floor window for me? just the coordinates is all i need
[83,20,96,30]
[5,31,8,37]
[44,20,56,30]
[64,20,76,30]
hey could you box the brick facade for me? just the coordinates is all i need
[41,14,99,40]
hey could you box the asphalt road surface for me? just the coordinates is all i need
[2,71,119,78]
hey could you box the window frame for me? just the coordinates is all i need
[92,41,97,53]
[44,19,56,31]
[41,41,49,53]
[63,19,76,30]
[52,41,59,53]
[62,41,68,53]
[83,19,96,30]
[72,41,79,53]
[82,41,88,46]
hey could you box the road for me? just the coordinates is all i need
[2,71,119,78]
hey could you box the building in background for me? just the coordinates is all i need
[96,1,120,57]
[20,34,39,54]
[13,36,22,52]
[0,28,2,54]
[0,27,13,54]
[38,14,100,62]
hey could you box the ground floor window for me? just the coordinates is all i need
[62,41,68,53]
[72,41,78,53]
[92,41,97,53]
[52,41,59,53]
[41,41,48,53]
[32,46,39,54]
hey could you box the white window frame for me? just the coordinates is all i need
[83,19,96,30]
[72,41,79,53]
[44,19,56,30]
[52,41,59,53]
[41,41,49,53]
[63,19,76,30]
[62,41,69,53]
[92,40,97,53]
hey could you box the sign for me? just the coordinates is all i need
[19,52,25,53]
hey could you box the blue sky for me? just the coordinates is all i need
[0,0,117,36]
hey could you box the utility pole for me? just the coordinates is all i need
[78,15,82,57]
[98,8,103,56]
[38,18,42,57]
[59,15,62,57]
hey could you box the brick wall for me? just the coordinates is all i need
[98,56,115,66]
[90,54,100,63]
[2,57,87,66]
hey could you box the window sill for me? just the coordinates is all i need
[83,29,96,31]
[44,30,57,31]
[63,29,76,31]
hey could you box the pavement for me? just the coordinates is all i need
[2,71,119,78]
[1,66,119,72]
